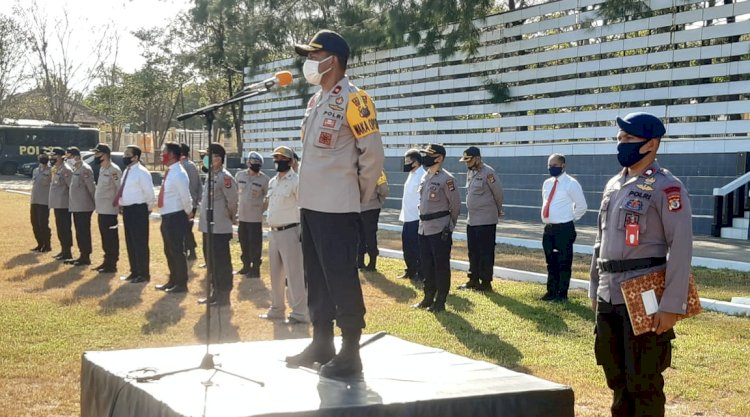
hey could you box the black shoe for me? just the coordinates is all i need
[30,246,41,252]
[541,293,556,301]
[235,266,250,275]
[199,263,207,268]
[72,258,91,266]
[39,245,52,253]
[186,250,197,261]
[164,285,187,293]
[120,274,135,282]
[477,281,493,292]
[56,253,73,261]
[91,264,106,271]
[458,280,480,290]
[319,332,362,379]
[411,298,433,309]
[197,296,216,305]
[427,303,446,313]
[155,282,174,291]
[98,267,117,274]
[129,276,150,284]
[285,341,335,369]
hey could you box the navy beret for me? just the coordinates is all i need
[616,112,666,140]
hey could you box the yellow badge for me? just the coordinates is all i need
[377,171,387,185]
[346,90,379,139]
[636,184,654,191]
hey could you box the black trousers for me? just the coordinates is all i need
[54,208,72,255]
[238,221,262,268]
[184,208,197,252]
[161,211,189,287]
[595,300,674,417]
[204,233,233,292]
[72,211,93,257]
[401,220,421,277]
[466,224,496,284]
[301,209,365,330]
[122,204,150,278]
[542,221,576,298]
[419,232,452,303]
[98,214,119,267]
[30,204,51,248]
[357,208,381,258]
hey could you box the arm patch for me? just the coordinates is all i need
[446,179,455,191]
[346,90,379,139]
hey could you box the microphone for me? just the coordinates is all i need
[240,71,293,93]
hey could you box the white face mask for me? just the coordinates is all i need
[302,56,332,85]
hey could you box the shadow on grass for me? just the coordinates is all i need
[29,265,85,291]
[194,307,240,344]
[71,272,114,299]
[273,320,311,340]
[142,292,187,334]
[485,292,569,334]
[98,281,146,314]
[361,270,417,303]
[4,252,39,269]
[13,260,62,282]
[434,309,526,370]
[560,294,596,323]
[237,276,270,309]
[446,293,474,313]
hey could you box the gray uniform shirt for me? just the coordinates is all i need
[466,163,504,226]
[95,164,122,215]
[589,161,693,314]
[69,162,96,213]
[298,75,385,213]
[418,169,461,236]
[199,168,239,235]
[31,165,52,205]
[49,163,73,210]
[236,170,270,223]
[361,173,389,212]
[181,159,202,209]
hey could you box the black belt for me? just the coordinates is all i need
[419,211,450,221]
[597,257,667,273]
[270,223,298,231]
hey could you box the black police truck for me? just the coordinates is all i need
[0,122,99,175]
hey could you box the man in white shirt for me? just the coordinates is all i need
[398,149,426,282]
[259,146,309,324]
[155,142,193,293]
[541,153,588,302]
[117,145,156,284]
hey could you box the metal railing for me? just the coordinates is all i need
[712,171,750,238]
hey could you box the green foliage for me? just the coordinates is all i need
[484,79,511,103]
[594,0,653,23]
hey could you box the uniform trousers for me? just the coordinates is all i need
[183,208,197,253]
[72,211,93,257]
[238,221,263,268]
[54,208,73,255]
[30,204,51,248]
[401,220,421,277]
[357,208,381,259]
[419,231,453,303]
[161,211,189,287]
[466,224,497,284]
[122,204,150,278]
[268,225,308,321]
[595,300,674,417]
[542,221,577,298]
[97,214,119,267]
[301,209,365,330]
[203,233,233,292]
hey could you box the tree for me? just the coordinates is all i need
[0,14,30,120]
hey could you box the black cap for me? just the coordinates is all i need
[295,30,350,62]
[460,146,481,162]
[66,146,81,156]
[200,143,226,159]
[420,144,446,156]
[179,143,190,156]
[90,143,111,154]
[47,147,65,156]
[616,112,666,140]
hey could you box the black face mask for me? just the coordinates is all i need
[422,155,438,168]
[201,165,208,173]
[617,141,651,168]
[249,164,261,173]
[123,156,133,166]
[403,162,413,172]
[94,156,102,165]
[275,160,291,172]
[38,157,49,165]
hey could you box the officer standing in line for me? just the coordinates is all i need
[285,30,385,379]
[235,151,269,277]
[90,144,121,273]
[64,147,96,266]
[590,112,693,417]
[398,149,426,282]
[357,170,389,271]
[197,143,239,307]
[458,146,504,292]
[412,144,460,313]
[30,152,52,252]
[48,147,74,261]
[179,143,201,261]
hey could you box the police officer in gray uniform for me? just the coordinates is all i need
[30,153,52,252]
[180,143,201,260]
[357,171,389,271]
[197,143,239,307]
[235,151,269,277]
[285,30,385,379]
[91,143,121,273]
[65,147,96,266]
[48,147,74,261]
[458,146,504,292]
[412,144,461,313]
[590,112,693,417]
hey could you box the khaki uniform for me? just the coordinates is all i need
[95,164,122,216]
[236,170,270,223]
[199,168,239,235]
[361,176,389,211]
[69,162,96,213]
[31,165,52,205]
[49,163,73,209]
[30,165,52,250]
[465,164,504,226]
[418,169,461,236]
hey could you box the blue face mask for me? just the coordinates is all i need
[548,166,563,177]
[617,140,650,167]
[203,155,209,168]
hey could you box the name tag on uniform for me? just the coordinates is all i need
[625,223,640,246]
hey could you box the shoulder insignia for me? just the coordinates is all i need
[335,96,344,105]
[346,90,379,139]
[643,168,655,177]
[329,104,344,111]
[224,176,232,189]
[644,177,656,185]
[636,184,653,191]
[377,171,387,185]
[487,173,496,184]
[664,186,682,212]
[446,179,455,191]
[332,85,342,95]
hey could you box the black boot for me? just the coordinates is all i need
[458,279,480,290]
[235,265,250,275]
[39,243,52,253]
[285,322,335,368]
[319,328,362,378]
[356,253,366,270]
[364,255,377,271]
[427,293,447,313]
[411,290,435,309]
[247,265,260,278]
[556,272,571,301]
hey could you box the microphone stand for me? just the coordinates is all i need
[134,88,272,387]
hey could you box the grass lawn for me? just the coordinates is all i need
[0,192,748,417]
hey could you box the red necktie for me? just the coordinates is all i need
[158,168,169,208]
[113,165,131,207]
[543,178,558,220]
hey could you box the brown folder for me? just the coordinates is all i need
[620,270,702,336]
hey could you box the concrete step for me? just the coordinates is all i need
[721,227,749,240]
[732,217,749,229]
